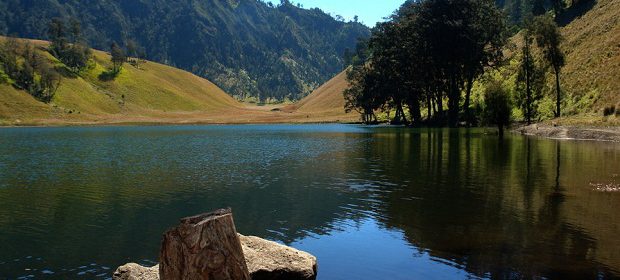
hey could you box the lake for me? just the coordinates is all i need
[0,124,619,279]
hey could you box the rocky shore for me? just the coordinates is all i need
[113,234,317,280]
[513,124,620,142]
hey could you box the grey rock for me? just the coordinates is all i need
[113,263,159,280]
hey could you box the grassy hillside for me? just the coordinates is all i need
[0,38,362,125]
[559,0,620,115]
[0,38,242,125]
[488,0,620,126]
[282,70,357,122]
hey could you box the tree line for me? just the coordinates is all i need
[344,0,566,131]
[0,18,145,103]
[0,38,61,103]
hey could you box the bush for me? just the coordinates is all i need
[603,105,616,116]
[0,70,9,84]
[483,81,512,137]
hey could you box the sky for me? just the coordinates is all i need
[290,0,405,27]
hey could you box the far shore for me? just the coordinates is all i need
[3,113,620,143]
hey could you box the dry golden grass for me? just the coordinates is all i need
[0,38,360,126]
[0,38,247,125]
[555,0,620,115]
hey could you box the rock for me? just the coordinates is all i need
[239,234,317,280]
[113,263,159,280]
[113,235,317,280]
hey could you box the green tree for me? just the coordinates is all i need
[483,81,512,137]
[515,24,545,124]
[38,64,61,103]
[47,18,91,73]
[48,18,67,57]
[415,0,506,127]
[110,42,126,74]
[69,18,82,44]
[533,15,565,118]
[126,39,137,61]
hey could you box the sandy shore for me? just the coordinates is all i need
[513,124,620,142]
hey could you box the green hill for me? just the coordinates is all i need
[0,38,242,126]
[495,0,620,124]
[0,0,370,102]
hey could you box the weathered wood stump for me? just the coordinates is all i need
[159,208,251,280]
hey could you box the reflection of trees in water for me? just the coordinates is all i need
[1,128,619,278]
[364,129,619,279]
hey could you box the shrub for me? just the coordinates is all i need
[603,105,616,116]
[483,81,512,137]
[0,70,8,84]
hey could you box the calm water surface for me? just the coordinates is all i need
[0,124,619,279]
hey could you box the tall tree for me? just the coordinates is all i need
[110,42,125,74]
[533,15,565,118]
[516,27,545,124]
[48,18,67,57]
[69,18,81,44]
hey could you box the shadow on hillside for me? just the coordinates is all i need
[98,70,118,81]
[557,0,597,27]
[55,66,79,79]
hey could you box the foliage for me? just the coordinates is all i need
[515,23,546,124]
[0,0,370,101]
[0,38,61,103]
[110,42,125,74]
[345,0,507,127]
[47,18,92,73]
[483,81,512,136]
[603,105,616,117]
[532,15,565,117]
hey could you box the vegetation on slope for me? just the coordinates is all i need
[0,38,241,125]
[342,0,619,128]
[0,0,370,102]
[484,0,620,125]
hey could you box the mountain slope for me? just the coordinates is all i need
[497,0,620,121]
[558,0,620,115]
[282,70,357,122]
[0,0,370,101]
[0,38,242,125]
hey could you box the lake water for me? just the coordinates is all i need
[0,124,619,279]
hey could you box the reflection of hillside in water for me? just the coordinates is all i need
[0,126,619,279]
[0,126,376,278]
[357,129,620,278]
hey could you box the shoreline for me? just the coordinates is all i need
[3,119,620,143]
[513,124,620,142]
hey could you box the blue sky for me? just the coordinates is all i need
[287,0,405,26]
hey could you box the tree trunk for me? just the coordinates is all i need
[159,209,251,280]
[408,97,422,126]
[448,74,459,127]
[426,94,432,122]
[554,67,561,118]
[464,74,474,126]
[525,40,532,125]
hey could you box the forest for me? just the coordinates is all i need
[344,0,581,132]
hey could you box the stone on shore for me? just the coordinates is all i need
[112,234,317,280]
[240,234,317,280]
[113,263,159,280]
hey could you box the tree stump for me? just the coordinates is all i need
[159,208,251,280]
